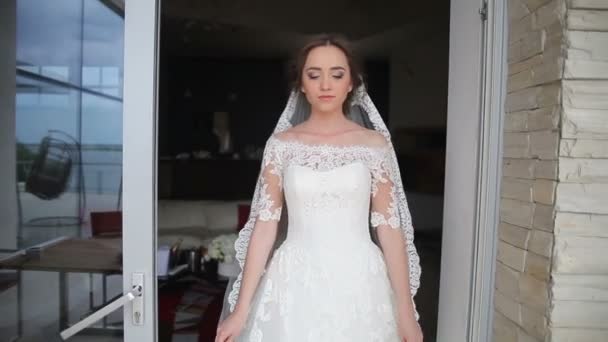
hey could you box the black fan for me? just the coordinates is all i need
[17,130,86,229]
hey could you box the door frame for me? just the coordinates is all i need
[438,0,507,341]
[122,0,160,340]
[119,0,509,340]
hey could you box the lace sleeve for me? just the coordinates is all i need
[252,137,284,222]
[370,147,400,230]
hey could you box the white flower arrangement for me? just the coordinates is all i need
[204,233,238,263]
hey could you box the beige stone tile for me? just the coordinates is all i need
[502,199,535,227]
[565,58,608,79]
[500,222,532,249]
[509,54,543,75]
[555,212,608,237]
[535,160,558,180]
[560,139,608,158]
[530,131,559,160]
[519,273,549,312]
[533,179,556,204]
[496,260,522,299]
[551,327,608,342]
[552,273,608,301]
[505,111,529,132]
[566,31,608,61]
[504,133,531,158]
[525,251,551,281]
[556,183,608,214]
[533,203,555,232]
[520,304,548,340]
[495,289,522,324]
[568,0,608,10]
[551,300,608,328]
[527,106,560,131]
[559,158,608,183]
[506,83,561,112]
[563,80,608,110]
[499,240,528,272]
[493,310,519,342]
[528,229,554,257]
[524,0,554,12]
[510,0,533,22]
[510,14,535,43]
[503,158,536,179]
[567,9,608,30]
[553,235,608,273]
[503,178,535,202]
[562,106,608,139]
[534,0,564,29]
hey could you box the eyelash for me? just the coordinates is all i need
[307,74,344,80]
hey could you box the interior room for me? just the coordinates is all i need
[0,0,449,341]
[155,1,449,341]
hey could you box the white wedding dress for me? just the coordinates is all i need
[234,135,412,342]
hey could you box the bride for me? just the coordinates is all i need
[215,34,422,342]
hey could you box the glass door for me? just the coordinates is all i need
[0,0,159,340]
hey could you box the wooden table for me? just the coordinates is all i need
[0,237,122,331]
[0,237,122,273]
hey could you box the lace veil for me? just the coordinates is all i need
[219,82,422,321]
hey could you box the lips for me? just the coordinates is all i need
[318,95,335,101]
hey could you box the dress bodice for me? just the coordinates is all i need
[283,162,374,247]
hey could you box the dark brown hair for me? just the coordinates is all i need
[288,33,364,113]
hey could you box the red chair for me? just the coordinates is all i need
[237,204,251,232]
[90,211,122,237]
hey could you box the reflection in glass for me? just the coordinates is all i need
[0,1,126,340]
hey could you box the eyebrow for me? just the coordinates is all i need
[305,66,347,72]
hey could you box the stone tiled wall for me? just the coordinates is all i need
[495,0,608,341]
[551,0,608,340]
[496,1,564,340]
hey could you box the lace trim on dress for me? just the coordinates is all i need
[256,177,283,222]
[267,135,388,171]
[261,136,402,231]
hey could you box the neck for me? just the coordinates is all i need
[306,109,348,133]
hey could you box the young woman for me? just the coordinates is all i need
[216,34,423,342]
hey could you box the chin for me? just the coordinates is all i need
[312,102,342,114]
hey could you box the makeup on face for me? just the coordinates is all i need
[300,46,353,112]
[305,66,346,81]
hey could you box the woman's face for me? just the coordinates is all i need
[301,45,353,114]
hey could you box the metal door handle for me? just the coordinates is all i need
[60,273,144,340]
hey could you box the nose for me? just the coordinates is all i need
[320,75,331,91]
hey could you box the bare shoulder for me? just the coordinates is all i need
[272,130,298,142]
[359,129,389,148]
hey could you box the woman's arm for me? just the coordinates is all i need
[369,144,417,321]
[232,138,284,317]
[232,219,279,316]
[215,138,284,342]
[377,227,416,320]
